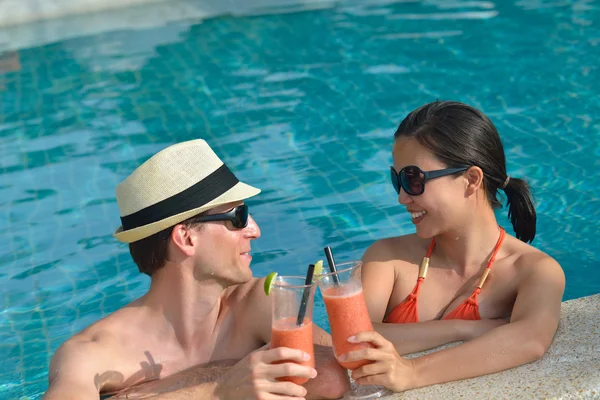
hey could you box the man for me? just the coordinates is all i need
[44,139,349,399]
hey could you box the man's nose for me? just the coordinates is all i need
[244,215,261,239]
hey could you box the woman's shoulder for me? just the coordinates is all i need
[507,235,565,282]
[362,233,427,266]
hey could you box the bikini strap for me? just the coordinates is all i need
[477,227,506,289]
[418,238,436,279]
[426,237,436,258]
[421,228,505,288]
[418,257,429,279]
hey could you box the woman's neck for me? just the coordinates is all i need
[434,206,503,276]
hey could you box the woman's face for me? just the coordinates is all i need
[392,137,471,239]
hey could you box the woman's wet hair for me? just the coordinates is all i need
[394,101,536,243]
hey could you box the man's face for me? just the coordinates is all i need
[190,201,261,285]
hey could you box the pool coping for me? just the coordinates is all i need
[379,294,600,399]
[0,0,339,52]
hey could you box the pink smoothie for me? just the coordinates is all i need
[271,317,315,384]
[322,287,374,370]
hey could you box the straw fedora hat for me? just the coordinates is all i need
[113,139,261,243]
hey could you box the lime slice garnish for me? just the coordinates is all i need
[264,272,278,295]
[313,260,324,281]
[314,260,324,276]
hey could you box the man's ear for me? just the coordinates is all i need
[171,224,196,257]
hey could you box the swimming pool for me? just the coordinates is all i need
[1,1,599,398]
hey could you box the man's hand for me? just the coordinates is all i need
[214,345,317,399]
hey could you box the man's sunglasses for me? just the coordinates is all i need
[390,165,469,196]
[193,204,249,229]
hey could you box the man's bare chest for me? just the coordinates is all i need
[99,326,263,394]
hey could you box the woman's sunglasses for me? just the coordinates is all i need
[194,204,249,229]
[390,165,469,196]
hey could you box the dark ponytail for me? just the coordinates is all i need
[394,101,537,243]
[503,177,536,243]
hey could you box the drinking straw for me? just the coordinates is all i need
[296,263,315,326]
[324,246,340,285]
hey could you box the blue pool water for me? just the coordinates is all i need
[1,1,599,398]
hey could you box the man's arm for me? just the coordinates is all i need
[46,337,226,400]
[109,362,228,399]
[43,341,104,400]
[121,279,349,400]
[110,350,317,400]
[304,325,351,400]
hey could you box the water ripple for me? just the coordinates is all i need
[388,11,499,19]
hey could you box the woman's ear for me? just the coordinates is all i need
[465,166,484,197]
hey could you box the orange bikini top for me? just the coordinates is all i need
[384,228,506,323]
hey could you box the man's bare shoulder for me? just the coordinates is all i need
[48,302,145,381]
[220,279,268,320]
[45,303,152,399]
[44,330,115,399]
[223,278,272,341]
[49,318,123,377]
[224,277,262,299]
[49,334,105,377]
[70,301,144,343]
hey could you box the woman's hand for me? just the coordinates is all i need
[338,331,415,393]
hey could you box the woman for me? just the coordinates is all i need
[338,101,565,392]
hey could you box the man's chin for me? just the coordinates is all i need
[241,267,253,283]
[229,267,253,286]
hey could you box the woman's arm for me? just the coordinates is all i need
[361,239,398,323]
[373,318,507,355]
[362,240,503,354]
[346,255,565,392]
[408,255,564,389]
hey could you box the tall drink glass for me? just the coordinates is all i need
[271,275,316,385]
[316,261,386,399]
